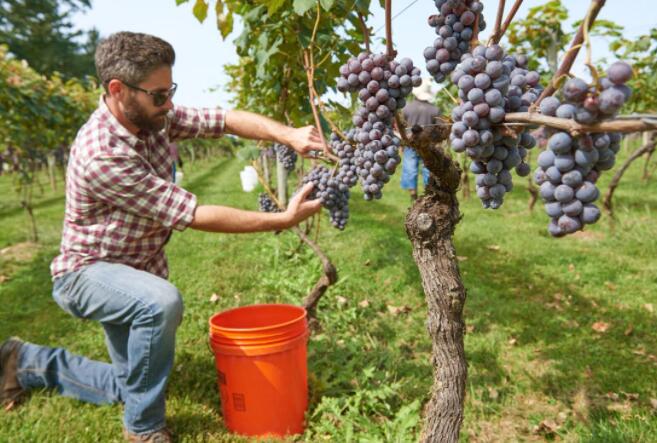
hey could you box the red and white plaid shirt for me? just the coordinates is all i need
[50,97,226,280]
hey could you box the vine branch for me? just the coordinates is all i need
[495,0,523,45]
[535,0,606,106]
[504,112,657,135]
[385,0,396,59]
[487,0,506,46]
[358,12,371,53]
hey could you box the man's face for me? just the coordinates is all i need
[121,65,174,133]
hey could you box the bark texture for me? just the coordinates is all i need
[405,123,467,442]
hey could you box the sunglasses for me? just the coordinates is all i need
[121,81,178,107]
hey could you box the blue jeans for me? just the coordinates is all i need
[400,147,429,190]
[15,261,183,434]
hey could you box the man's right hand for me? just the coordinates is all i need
[282,182,322,228]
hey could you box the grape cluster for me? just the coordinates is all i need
[302,164,350,230]
[258,192,280,213]
[534,61,632,236]
[425,0,486,83]
[449,44,542,208]
[337,52,417,200]
[275,143,297,172]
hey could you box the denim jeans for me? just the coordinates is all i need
[15,261,183,434]
[400,147,429,190]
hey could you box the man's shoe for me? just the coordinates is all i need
[124,427,173,443]
[0,337,25,411]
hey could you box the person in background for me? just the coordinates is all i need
[0,31,322,443]
[400,78,442,201]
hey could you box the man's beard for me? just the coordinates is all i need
[123,96,168,133]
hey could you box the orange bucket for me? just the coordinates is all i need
[208,304,309,437]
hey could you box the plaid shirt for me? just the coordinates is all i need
[50,97,226,280]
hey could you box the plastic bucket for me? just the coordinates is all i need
[208,304,309,437]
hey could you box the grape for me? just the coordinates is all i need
[258,193,280,213]
[449,44,543,209]
[425,0,486,82]
[275,143,297,172]
[607,61,633,85]
[532,61,632,236]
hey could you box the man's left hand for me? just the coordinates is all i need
[286,126,325,157]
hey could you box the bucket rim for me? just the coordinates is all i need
[208,303,307,333]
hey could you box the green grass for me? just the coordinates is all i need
[0,145,656,442]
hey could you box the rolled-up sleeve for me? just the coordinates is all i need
[84,154,198,231]
[168,106,227,141]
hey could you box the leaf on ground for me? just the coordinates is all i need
[533,419,560,435]
[387,305,411,316]
[466,324,475,333]
[358,299,370,308]
[644,303,654,313]
[336,295,348,306]
[456,256,468,261]
[486,245,501,251]
[487,387,499,400]
[209,293,220,303]
[624,325,634,336]
[621,391,639,401]
[568,263,575,272]
[606,402,632,414]
[592,321,610,333]
[508,337,517,346]
[364,259,371,266]
[604,281,617,291]
[650,398,657,410]
[0,275,7,284]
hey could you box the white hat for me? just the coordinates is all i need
[412,77,436,101]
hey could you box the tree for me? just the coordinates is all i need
[181,0,655,440]
[0,0,98,80]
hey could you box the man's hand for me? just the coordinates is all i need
[285,125,325,157]
[282,182,322,227]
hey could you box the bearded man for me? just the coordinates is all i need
[0,32,322,442]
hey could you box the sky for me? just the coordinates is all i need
[72,1,657,109]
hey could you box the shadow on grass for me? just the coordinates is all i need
[457,231,657,424]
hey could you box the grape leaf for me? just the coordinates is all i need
[293,0,315,16]
[192,0,208,23]
[175,0,189,4]
[319,0,335,11]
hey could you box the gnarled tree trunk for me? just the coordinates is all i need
[405,123,467,442]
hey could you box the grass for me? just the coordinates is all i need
[0,143,656,442]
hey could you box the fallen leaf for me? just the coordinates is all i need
[606,392,620,401]
[556,411,569,424]
[607,402,632,413]
[486,245,501,251]
[568,263,575,272]
[487,387,499,400]
[336,296,348,306]
[466,324,475,334]
[592,321,610,333]
[508,337,517,346]
[604,281,617,291]
[624,325,634,336]
[650,398,657,410]
[364,259,371,267]
[0,275,7,284]
[644,303,654,313]
[358,299,370,308]
[533,419,560,435]
[456,256,468,261]
[209,293,220,303]
[387,305,412,316]
[621,392,639,401]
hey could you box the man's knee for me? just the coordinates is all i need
[148,284,183,327]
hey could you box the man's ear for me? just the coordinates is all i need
[107,79,124,99]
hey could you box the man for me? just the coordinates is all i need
[0,32,322,442]
[400,78,441,200]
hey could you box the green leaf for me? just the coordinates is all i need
[266,0,287,15]
[192,0,208,23]
[293,0,315,16]
[217,11,234,39]
[319,0,334,12]
[175,0,189,4]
